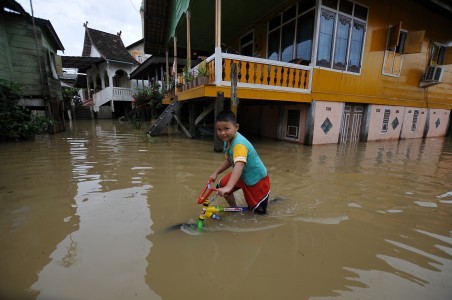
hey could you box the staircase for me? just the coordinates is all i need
[148,98,187,136]
[73,105,92,119]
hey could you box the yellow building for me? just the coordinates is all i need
[139,0,451,146]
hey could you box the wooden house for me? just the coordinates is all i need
[0,0,66,133]
[143,0,451,146]
[62,25,139,119]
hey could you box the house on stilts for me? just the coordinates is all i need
[138,0,451,147]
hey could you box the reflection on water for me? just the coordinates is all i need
[0,120,451,300]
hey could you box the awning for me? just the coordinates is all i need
[130,56,177,80]
[61,56,104,72]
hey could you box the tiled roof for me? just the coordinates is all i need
[82,27,137,64]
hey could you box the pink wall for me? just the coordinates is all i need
[426,109,451,138]
[312,101,343,145]
[400,108,428,139]
[367,105,404,141]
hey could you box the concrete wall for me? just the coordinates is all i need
[366,105,404,142]
[425,109,451,138]
[400,108,428,139]
[312,101,343,145]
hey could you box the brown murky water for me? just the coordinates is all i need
[0,120,451,300]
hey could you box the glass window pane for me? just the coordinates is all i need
[281,21,296,62]
[268,30,280,60]
[299,0,316,13]
[295,11,314,64]
[283,5,296,23]
[348,20,365,73]
[269,15,281,31]
[354,4,368,20]
[322,0,338,9]
[333,15,351,70]
[339,0,353,14]
[317,9,336,68]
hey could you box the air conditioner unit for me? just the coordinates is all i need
[419,65,443,87]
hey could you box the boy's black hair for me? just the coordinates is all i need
[216,110,237,124]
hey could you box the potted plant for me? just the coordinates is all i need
[196,60,209,86]
[182,62,194,89]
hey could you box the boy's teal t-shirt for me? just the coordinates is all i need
[224,132,267,186]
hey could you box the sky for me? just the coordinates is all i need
[15,0,144,56]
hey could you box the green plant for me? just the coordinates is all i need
[182,60,194,83]
[197,60,209,77]
[0,79,53,141]
[132,82,163,110]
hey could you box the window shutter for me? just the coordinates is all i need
[387,22,401,50]
[55,55,63,77]
[443,47,452,65]
[404,30,425,54]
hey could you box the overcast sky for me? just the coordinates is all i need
[15,0,144,56]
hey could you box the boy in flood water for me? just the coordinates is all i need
[209,110,270,214]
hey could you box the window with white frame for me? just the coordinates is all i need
[267,0,316,65]
[382,22,425,77]
[316,0,368,73]
[430,43,448,66]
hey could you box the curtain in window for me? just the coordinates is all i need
[268,30,280,61]
[317,9,335,68]
[281,21,295,62]
[333,15,350,70]
[296,11,314,64]
[348,20,365,73]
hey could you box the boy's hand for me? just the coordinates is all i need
[216,186,232,197]
[209,173,218,182]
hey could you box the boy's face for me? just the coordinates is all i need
[216,120,239,142]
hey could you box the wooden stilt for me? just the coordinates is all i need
[189,102,196,137]
[214,92,224,152]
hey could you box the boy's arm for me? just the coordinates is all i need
[217,161,244,197]
[210,159,231,181]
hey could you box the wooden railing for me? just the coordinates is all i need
[179,49,312,94]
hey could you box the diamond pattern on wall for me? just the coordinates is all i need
[435,118,440,128]
[321,117,333,134]
[392,117,399,130]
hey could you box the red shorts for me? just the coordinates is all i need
[218,173,270,211]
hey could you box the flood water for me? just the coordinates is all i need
[0,119,451,300]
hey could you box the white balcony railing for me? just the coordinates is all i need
[93,86,133,111]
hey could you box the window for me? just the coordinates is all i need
[429,43,452,66]
[411,110,419,132]
[267,0,315,64]
[381,109,390,133]
[316,1,368,73]
[383,22,425,77]
[240,31,254,57]
[296,11,315,65]
[286,109,301,139]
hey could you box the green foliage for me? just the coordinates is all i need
[62,87,78,100]
[197,60,209,77]
[132,82,163,111]
[0,79,54,141]
[183,60,194,83]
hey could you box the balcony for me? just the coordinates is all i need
[92,86,133,112]
[172,49,312,103]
